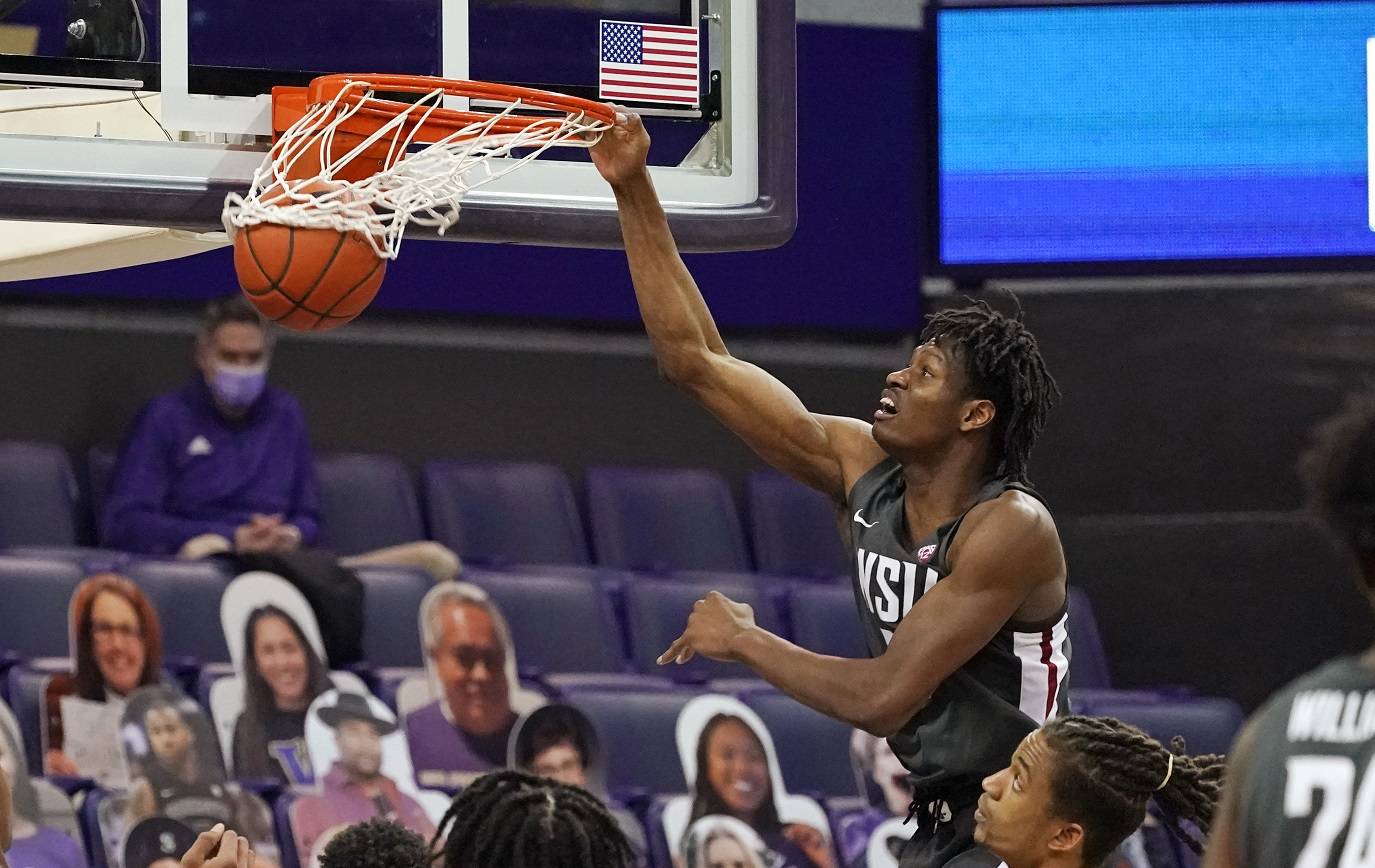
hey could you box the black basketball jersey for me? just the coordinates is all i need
[1238,655,1375,868]
[845,458,1071,796]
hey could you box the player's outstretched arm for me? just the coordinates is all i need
[591,111,883,501]
[659,493,1061,736]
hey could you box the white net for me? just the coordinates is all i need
[221,79,611,259]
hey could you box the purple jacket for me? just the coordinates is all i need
[103,377,320,554]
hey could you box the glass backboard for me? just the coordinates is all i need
[0,0,793,250]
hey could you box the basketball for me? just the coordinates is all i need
[233,185,387,333]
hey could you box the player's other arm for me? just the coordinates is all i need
[664,494,1061,736]
[1199,719,1257,868]
[591,111,883,500]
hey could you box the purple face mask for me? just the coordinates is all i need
[208,362,268,410]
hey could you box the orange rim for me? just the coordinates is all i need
[268,75,616,182]
[304,74,616,137]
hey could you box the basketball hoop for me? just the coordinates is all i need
[222,74,616,260]
[221,74,614,331]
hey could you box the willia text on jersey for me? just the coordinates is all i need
[1242,657,1375,868]
[845,458,1071,799]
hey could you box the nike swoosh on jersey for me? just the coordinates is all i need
[853,510,878,528]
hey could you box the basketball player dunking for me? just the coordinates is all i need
[591,113,1069,868]
[1203,392,1375,868]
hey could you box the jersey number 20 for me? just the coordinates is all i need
[1284,755,1375,868]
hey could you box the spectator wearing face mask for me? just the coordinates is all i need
[101,295,458,583]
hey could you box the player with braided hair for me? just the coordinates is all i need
[430,769,637,868]
[916,301,1058,484]
[1203,391,1375,868]
[593,112,1067,868]
[974,715,1224,868]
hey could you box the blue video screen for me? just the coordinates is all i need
[935,1,1375,270]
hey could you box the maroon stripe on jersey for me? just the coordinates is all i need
[1040,629,1059,717]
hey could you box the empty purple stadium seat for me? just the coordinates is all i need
[315,453,423,555]
[586,467,749,572]
[788,583,869,660]
[624,577,785,684]
[747,469,848,579]
[355,565,433,668]
[645,796,679,868]
[195,662,237,719]
[272,791,303,868]
[129,559,233,664]
[423,460,589,567]
[0,556,84,658]
[738,686,858,799]
[0,442,80,548]
[465,568,626,676]
[78,786,112,868]
[671,570,791,622]
[1,546,127,574]
[1066,587,1112,690]
[7,665,55,773]
[563,685,701,795]
[1069,691,1244,757]
[86,445,118,541]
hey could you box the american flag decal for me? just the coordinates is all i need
[599,19,700,106]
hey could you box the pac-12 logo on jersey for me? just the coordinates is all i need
[857,547,939,635]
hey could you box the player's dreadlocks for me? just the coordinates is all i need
[1040,716,1226,868]
[919,298,1060,483]
[432,769,637,868]
[319,818,431,868]
[1298,389,1375,569]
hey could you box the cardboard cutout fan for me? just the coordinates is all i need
[662,695,834,868]
[95,684,279,868]
[42,574,169,787]
[680,815,778,868]
[290,689,449,868]
[840,729,913,868]
[213,571,370,785]
[507,703,647,861]
[399,582,543,790]
[0,698,86,868]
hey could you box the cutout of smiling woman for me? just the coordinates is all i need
[215,572,372,786]
[664,696,834,868]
